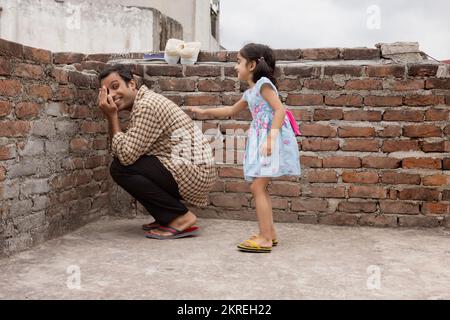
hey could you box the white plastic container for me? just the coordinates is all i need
[164,39,184,65]
[180,42,202,65]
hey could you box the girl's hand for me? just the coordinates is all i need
[98,86,118,118]
[260,136,275,157]
[188,106,207,116]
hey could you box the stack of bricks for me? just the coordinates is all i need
[0,38,111,257]
[1,38,449,256]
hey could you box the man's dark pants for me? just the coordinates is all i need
[109,155,188,226]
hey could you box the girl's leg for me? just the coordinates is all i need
[250,177,273,247]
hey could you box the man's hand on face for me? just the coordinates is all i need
[98,86,118,118]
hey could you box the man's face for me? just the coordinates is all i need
[100,72,137,111]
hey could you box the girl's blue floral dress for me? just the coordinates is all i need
[242,77,301,181]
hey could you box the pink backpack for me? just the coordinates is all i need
[286,109,301,136]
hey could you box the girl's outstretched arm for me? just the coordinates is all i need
[188,99,248,118]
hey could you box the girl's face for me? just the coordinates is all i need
[235,53,256,82]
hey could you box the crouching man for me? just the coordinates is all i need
[97,64,217,239]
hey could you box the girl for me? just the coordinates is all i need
[189,43,301,253]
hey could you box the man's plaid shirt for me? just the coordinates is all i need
[111,85,218,207]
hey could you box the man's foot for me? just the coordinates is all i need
[142,221,160,231]
[146,211,197,237]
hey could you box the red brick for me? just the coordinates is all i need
[313,109,343,121]
[402,158,442,169]
[184,95,222,106]
[367,65,405,78]
[0,165,5,181]
[387,80,424,91]
[27,84,53,100]
[300,156,322,168]
[198,79,235,92]
[0,79,22,96]
[307,170,337,183]
[341,139,379,152]
[0,120,30,137]
[359,215,398,227]
[197,51,227,62]
[320,214,359,226]
[362,157,401,169]
[14,63,44,79]
[53,52,85,65]
[425,78,450,90]
[159,79,196,92]
[323,156,361,168]
[53,86,76,101]
[85,155,104,169]
[291,198,328,212]
[342,48,380,60]
[51,68,69,84]
[219,167,243,178]
[0,144,16,160]
[0,101,12,117]
[404,95,444,106]
[304,79,339,90]
[381,140,420,152]
[425,108,449,121]
[398,188,440,201]
[342,171,379,184]
[338,126,375,138]
[0,38,23,58]
[379,125,402,137]
[325,95,362,106]
[274,49,301,60]
[403,125,441,138]
[210,194,248,208]
[301,139,339,151]
[146,65,182,77]
[0,57,12,76]
[421,141,449,153]
[399,216,441,228]
[324,65,363,77]
[383,110,424,122]
[343,110,382,121]
[23,46,52,64]
[69,105,90,119]
[379,201,420,214]
[408,64,439,77]
[338,201,377,213]
[348,185,387,199]
[381,172,421,185]
[364,96,403,106]
[287,94,323,106]
[422,175,449,186]
[277,79,301,91]
[422,202,450,215]
[70,138,90,151]
[184,65,221,77]
[15,102,41,119]
[300,124,336,137]
[309,186,346,198]
[225,181,250,193]
[283,66,320,78]
[345,79,383,90]
[302,48,340,60]
[81,61,107,73]
[269,182,301,197]
[92,139,108,150]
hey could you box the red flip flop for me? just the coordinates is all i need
[142,222,160,231]
[145,226,199,240]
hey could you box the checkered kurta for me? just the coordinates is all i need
[111,85,218,207]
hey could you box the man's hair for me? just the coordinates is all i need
[98,64,135,85]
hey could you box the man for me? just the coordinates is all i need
[97,64,217,239]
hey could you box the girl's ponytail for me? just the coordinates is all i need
[239,43,277,88]
[253,56,277,87]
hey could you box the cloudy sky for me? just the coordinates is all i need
[219,0,450,60]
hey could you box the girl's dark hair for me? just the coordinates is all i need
[98,64,134,85]
[239,43,277,87]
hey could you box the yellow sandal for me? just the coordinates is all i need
[237,239,272,253]
[250,234,278,246]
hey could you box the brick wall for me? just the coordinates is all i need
[0,39,111,257]
[1,38,449,256]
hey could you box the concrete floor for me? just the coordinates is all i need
[1,217,450,300]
